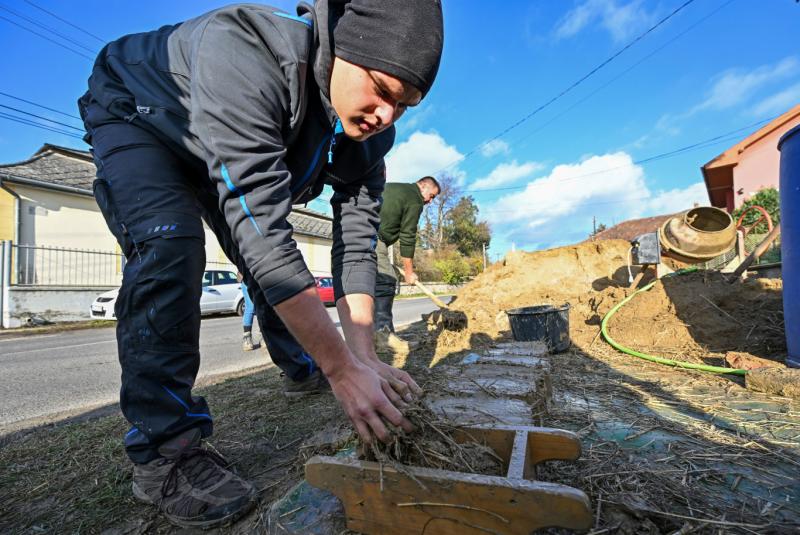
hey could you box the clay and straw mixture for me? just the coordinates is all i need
[360,399,502,476]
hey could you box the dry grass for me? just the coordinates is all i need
[361,399,502,478]
[0,365,344,534]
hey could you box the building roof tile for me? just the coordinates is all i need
[589,213,677,242]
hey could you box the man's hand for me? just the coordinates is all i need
[336,293,423,404]
[274,287,412,444]
[363,358,422,404]
[326,359,414,444]
[401,256,417,284]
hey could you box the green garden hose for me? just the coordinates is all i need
[600,269,748,376]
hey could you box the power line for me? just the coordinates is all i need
[0,91,82,121]
[0,111,84,139]
[0,103,85,132]
[433,0,698,176]
[461,0,737,182]
[464,116,775,194]
[24,0,105,44]
[0,3,97,54]
[0,14,94,60]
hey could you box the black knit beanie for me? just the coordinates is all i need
[332,0,444,98]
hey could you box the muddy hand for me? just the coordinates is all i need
[327,359,414,444]
[366,359,423,403]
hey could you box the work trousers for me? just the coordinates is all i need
[375,240,398,298]
[80,96,318,463]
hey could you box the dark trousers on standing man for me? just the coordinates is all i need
[80,95,318,464]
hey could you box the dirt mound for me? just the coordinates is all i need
[446,239,785,364]
[606,271,784,364]
[451,240,632,336]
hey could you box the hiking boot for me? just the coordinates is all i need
[242,333,260,351]
[282,369,331,398]
[132,429,257,529]
[373,295,396,332]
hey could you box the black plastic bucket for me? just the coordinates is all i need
[506,304,571,352]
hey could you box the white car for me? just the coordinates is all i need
[90,269,245,320]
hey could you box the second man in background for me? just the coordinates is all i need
[374,176,440,331]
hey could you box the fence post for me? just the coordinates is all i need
[1,240,11,328]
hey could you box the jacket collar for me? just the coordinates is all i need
[301,0,343,127]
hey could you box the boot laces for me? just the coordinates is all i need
[161,447,230,499]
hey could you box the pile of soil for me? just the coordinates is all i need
[442,239,785,365]
[605,271,784,364]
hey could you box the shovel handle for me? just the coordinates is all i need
[413,280,450,309]
[391,262,450,309]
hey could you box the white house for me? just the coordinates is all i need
[0,144,333,324]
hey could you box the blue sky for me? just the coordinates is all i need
[1,0,798,260]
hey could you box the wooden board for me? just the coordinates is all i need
[305,426,592,534]
[306,456,591,534]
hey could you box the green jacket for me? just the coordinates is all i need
[378,182,424,258]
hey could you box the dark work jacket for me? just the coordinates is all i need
[81,2,394,305]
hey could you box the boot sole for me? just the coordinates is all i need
[132,483,258,529]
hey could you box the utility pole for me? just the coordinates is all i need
[482,243,487,271]
[593,215,596,236]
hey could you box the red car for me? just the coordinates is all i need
[315,276,335,306]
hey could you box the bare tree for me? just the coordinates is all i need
[420,173,460,250]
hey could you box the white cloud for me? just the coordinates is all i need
[751,82,800,117]
[395,104,435,135]
[384,131,465,183]
[479,139,511,158]
[693,57,799,113]
[630,113,682,149]
[554,0,656,43]
[471,160,544,190]
[633,58,799,150]
[644,181,709,215]
[484,152,645,229]
[480,153,711,252]
[554,1,595,39]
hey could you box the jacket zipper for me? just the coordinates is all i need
[328,119,343,164]
[292,119,342,200]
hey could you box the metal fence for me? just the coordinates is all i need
[698,232,781,271]
[0,241,239,287]
[11,243,125,287]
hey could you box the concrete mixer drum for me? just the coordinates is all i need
[659,207,737,264]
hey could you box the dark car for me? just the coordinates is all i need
[315,276,335,306]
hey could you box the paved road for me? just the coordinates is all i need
[0,296,448,431]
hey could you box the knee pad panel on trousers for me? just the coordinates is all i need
[117,236,205,351]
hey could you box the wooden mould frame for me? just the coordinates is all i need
[305,425,593,534]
